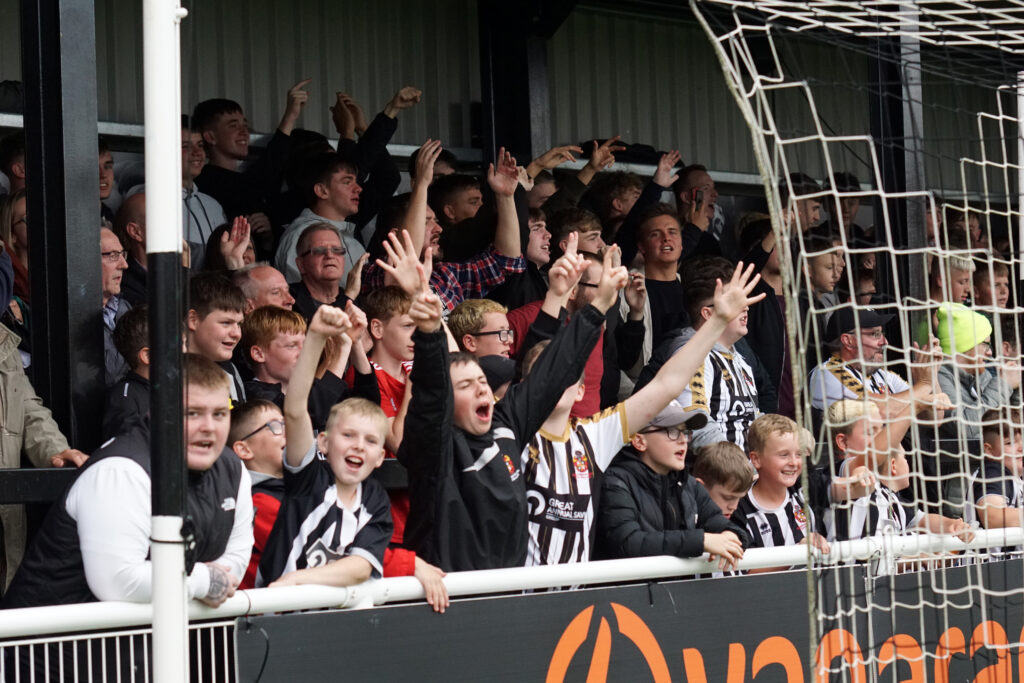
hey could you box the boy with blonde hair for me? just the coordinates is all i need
[258,305,393,589]
[737,414,830,557]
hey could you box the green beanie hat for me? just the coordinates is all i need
[936,302,992,354]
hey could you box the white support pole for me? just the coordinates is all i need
[151,515,189,682]
[1018,70,1024,274]
[144,1,189,682]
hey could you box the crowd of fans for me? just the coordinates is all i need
[0,79,1020,620]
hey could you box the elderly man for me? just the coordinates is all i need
[289,224,354,322]
[233,262,296,313]
[101,225,131,386]
[808,306,945,423]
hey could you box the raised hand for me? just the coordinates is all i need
[516,166,534,191]
[384,86,422,118]
[413,139,444,188]
[344,300,369,344]
[308,304,352,339]
[344,252,370,300]
[487,147,520,197]
[588,136,626,172]
[653,149,681,188]
[331,92,356,140]
[710,261,765,324]
[526,144,583,180]
[279,78,312,134]
[624,270,647,317]
[377,229,426,296]
[546,232,588,298]
[592,244,629,313]
[910,335,943,385]
[220,215,251,270]
[408,256,442,334]
[340,94,369,134]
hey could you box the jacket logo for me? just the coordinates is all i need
[221,497,236,511]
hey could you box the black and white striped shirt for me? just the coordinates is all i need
[679,345,758,450]
[523,405,630,567]
[257,443,392,586]
[827,482,924,541]
[737,485,814,548]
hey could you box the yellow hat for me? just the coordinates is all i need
[936,302,992,354]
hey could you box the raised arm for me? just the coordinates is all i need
[624,263,764,431]
[488,147,523,258]
[502,245,627,440]
[277,78,311,136]
[284,306,351,467]
[404,139,443,256]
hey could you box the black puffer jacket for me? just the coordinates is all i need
[594,448,750,560]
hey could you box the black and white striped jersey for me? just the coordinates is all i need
[826,482,924,541]
[736,485,814,548]
[808,353,909,411]
[257,443,392,586]
[678,345,758,450]
[523,404,630,567]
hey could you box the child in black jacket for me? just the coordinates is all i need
[594,401,750,569]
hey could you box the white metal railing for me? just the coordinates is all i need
[1,527,1021,641]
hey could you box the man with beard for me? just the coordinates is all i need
[809,307,944,421]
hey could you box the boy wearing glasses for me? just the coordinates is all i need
[449,298,514,359]
[593,401,748,569]
[527,261,762,568]
[230,399,287,589]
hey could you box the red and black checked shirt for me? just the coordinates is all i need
[361,246,525,312]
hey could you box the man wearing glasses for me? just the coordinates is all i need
[289,223,353,322]
[808,306,950,434]
[100,224,131,386]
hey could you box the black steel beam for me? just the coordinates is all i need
[477,1,576,165]
[868,30,926,306]
[20,0,104,450]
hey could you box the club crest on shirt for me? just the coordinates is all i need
[572,450,590,477]
[794,506,808,531]
[504,454,520,481]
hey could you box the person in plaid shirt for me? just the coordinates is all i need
[361,142,525,313]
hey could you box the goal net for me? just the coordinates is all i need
[690,1,1024,680]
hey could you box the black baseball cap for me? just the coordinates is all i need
[825,306,894,342]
